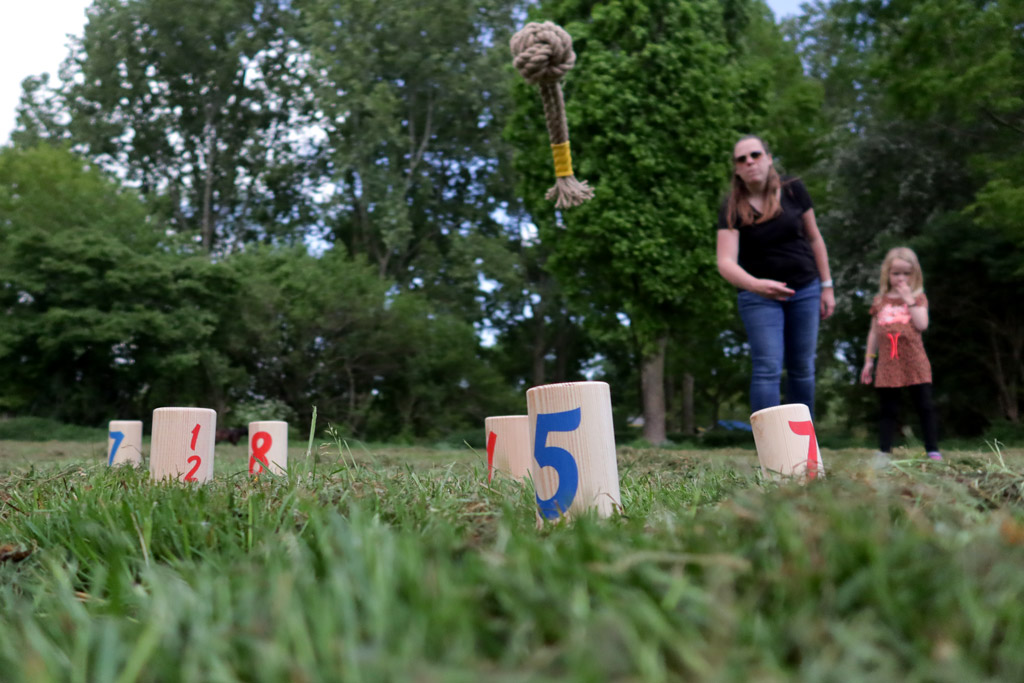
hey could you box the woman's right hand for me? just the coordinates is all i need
[753,279,796,300]
[860,362,874,385]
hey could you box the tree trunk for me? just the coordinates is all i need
[641,336,668,444]
[710,393,721,429]
[531,313,546,387]
[200,111,217,252]
[681,371,695,436]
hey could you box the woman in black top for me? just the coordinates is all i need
[716,135,835,417]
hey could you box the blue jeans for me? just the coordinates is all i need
[737,280,821,418]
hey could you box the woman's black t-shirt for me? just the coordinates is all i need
[717,177,818,289]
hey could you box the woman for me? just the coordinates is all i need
[716,135,835,417]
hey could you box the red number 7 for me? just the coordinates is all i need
[788,420,820,479]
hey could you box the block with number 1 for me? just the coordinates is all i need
[150,407,216,483]
[750,404,825,480]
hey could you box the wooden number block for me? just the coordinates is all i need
[107,420,143,467]
[750,404,825,480]
[484,415,530,482]
[527,381,621,521]
[248,421,288,476]
[150,407,216,484]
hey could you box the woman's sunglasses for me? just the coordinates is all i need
[734,150,764,164]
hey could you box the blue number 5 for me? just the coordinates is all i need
[534,408,581,519]
[109,431,125,465]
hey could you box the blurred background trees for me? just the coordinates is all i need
[2,0,1021,444]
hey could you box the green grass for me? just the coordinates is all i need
[0,417,108,442]
[2,436,1024,681]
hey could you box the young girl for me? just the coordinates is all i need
[860,247,941,461]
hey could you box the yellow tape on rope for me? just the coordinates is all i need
[551,141,573,177]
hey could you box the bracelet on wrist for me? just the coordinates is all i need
[866,353,877,360]
[821,279,833,288]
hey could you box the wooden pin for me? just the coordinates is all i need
[150,407,216,484]
[248,421,288,476]
[526,381,621,521]
[484,415,530,482]
[107,420,143,467]
[750,404,825,480]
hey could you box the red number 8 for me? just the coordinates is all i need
[250,431,272,475]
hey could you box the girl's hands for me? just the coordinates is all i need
[895,282,915,306]
[820,287,836,319]
[860,361,874,385]
[753,279,795,300]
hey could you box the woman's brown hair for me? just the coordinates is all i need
[725,135,784,229]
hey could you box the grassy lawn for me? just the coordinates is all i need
[2,435,1024,681]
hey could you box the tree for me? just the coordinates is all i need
[296,0,523,320]
[793,0,1024,431]
[16,0,316,252]
[222,245,519,439]
[508,0,758,443]
[0,144,242,423]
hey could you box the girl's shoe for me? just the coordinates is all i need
[872,451,892,469]
[926,451,943,461]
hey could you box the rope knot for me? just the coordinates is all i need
[510,22,576,85]
[509,21,593,210]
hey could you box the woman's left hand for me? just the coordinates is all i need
[820,287,835,319]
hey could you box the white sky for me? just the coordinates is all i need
[0,0,92,143]
[0,0,808,145]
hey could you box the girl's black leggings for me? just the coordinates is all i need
[878,383,939,453]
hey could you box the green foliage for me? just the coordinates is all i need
[794,0,1024,431]
[227,398,297,428]
[0,146,512,438]
[16,0,315,251]
[221,245,520,440]
[0,145,241,423]
[295,0,522,320]
[510,0,747,348]
[0,417,105,442]
[739,2,827,184]
[5,0,1021,440]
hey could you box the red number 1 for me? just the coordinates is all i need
[486,431,497,483]
[788,420,819,479]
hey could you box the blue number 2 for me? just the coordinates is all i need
[534,408,581,519]
[108,430,125,465]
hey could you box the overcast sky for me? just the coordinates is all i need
[0,0,809,145]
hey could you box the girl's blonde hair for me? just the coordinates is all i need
[879,247,924,296]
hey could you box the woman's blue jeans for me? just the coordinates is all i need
[737,280,821,418]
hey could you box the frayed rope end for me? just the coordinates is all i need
[545,176,594,209]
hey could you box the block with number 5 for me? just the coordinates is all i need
[527,381,621,522]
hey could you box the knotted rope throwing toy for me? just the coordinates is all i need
[510,21,594,209]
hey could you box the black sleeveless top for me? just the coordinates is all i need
[717,178,818,289]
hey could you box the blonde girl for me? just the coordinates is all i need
[860,247,941,460]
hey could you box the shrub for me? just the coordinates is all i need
[0,417,106,442]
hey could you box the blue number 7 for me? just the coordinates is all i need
[534,408,581,519]
[109,431,125,465]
